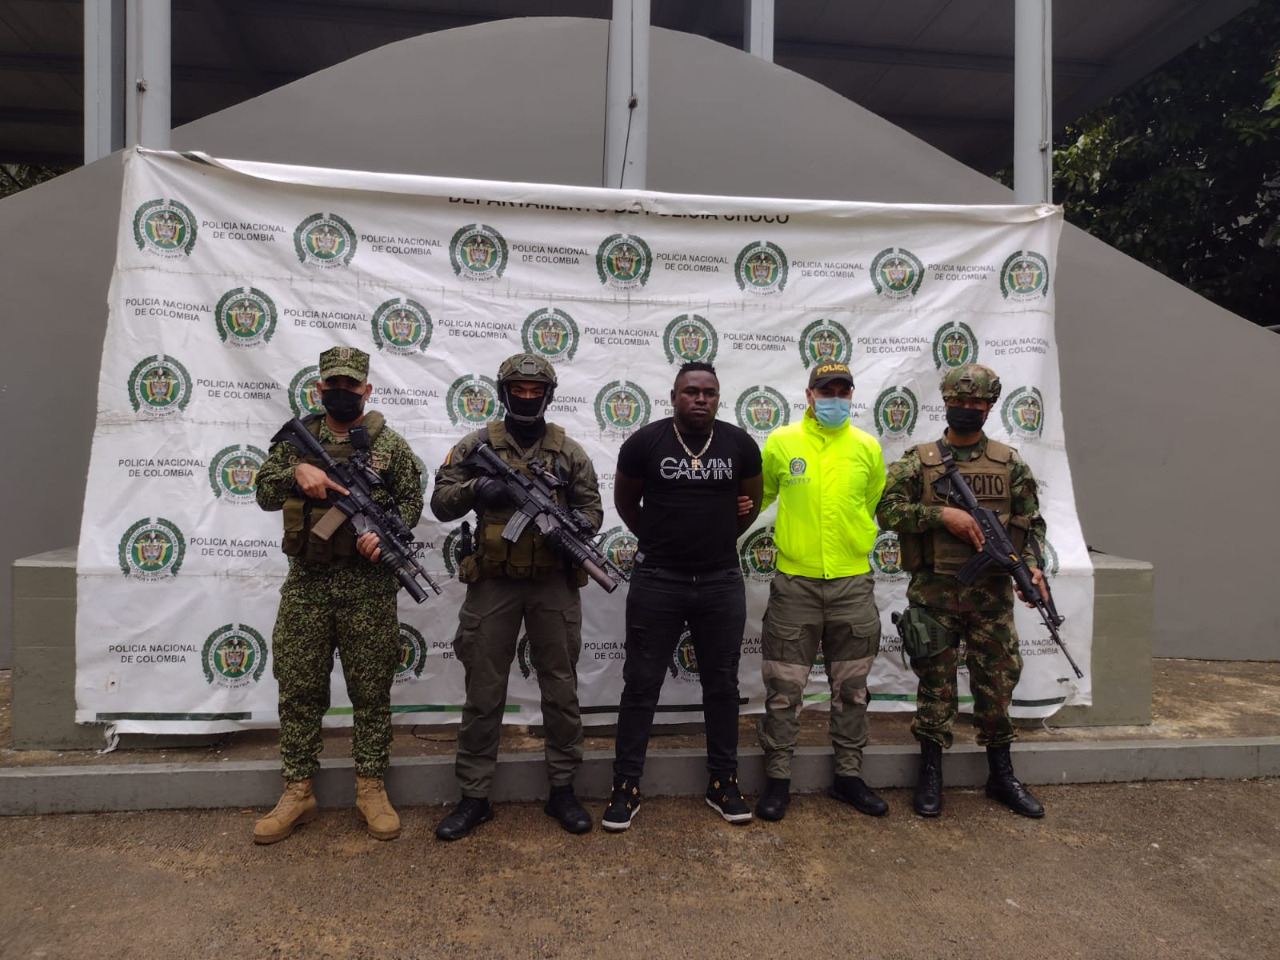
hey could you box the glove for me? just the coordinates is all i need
[472,475,511,510]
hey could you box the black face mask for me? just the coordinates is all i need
[321,387,364,424]
[502,388,550,424]
[945,405,987,435]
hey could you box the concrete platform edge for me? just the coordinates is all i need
[3,738,1277,816]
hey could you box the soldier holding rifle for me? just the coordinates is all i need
[877,363,1049,820]
[430,353,604,840]
[253,345,423,844]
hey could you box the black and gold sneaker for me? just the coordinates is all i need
[706,773,752,824]
[601,776,642,832]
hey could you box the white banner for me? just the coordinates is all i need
[75,148,1088,734]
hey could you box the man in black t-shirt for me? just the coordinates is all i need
[601,362,763,831]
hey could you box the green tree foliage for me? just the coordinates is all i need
[1050,0,1280,327]
[0,164,67,199]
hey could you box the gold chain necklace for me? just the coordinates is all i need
[672,421,714,471]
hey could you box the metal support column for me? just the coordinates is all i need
[125,0,171,149]
[1014,0,1052,204]
[603,0,650,190]
[743,0,775,62]
[84,0,126,163]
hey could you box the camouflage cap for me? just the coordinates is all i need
[940,363,1001,402]
[809,360,853,390]
[497,352,557,387]
[318,345,369,382]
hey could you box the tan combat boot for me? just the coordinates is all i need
[253,778,318,844]
[355,776,401,840]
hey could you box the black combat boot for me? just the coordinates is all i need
[755,777,791,821]
[985,743,1044,818]
[912,739,943,817]
[544,785,593,834]
[830,775,889,816]
[434,796,494,840]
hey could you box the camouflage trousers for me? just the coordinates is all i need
[453,576,584,798]
[272,566,400,781]
[757,572,881,778]
[906,573,1021,749]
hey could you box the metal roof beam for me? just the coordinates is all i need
[718,36,1102,79]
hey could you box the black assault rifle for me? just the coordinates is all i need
[271,417,442,603]
[465,442,627,593]
[931,443,1083,679]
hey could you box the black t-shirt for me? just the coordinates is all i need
[616,417,762,572]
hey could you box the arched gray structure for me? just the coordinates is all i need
[2,18,1276,662]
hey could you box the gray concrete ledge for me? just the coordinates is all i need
[3,738,1276,816]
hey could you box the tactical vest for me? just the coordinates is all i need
[281,411,386,562]
[464,420,582,583]
[897,439,1026,576]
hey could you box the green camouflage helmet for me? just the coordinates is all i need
[497,352,558,388]
[940,363,1002,402]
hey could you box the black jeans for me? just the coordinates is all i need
[613,563,747,779]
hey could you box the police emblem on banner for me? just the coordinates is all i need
[202,623,267,689]
[734,385,790,437]
[118,517,186,580]
[739,526,779,582]
[412,452,429,499]
[446,374,500,426]
[734,241,788,295]
[133,198,198,258]
[596,234,653,289]
[799,318,851,368]
[127,354,193,418]
[215,287,277,347]
[288,365,324,418]
[599,526,640,578]
[1000,250,1050,299]
[1041,538,1060,577]
[394,623,428,685]
[668,627,699,683]
[208,444,267,504]
[594,380,651,433]
[870,247,925,299]
[371,298,433,355]
[521,308,580,361]
[662,314,718,364]
[873,386,919,437]
[869,530,907,582]
[1001,386,1045,439]
[810,645,826,679]
[450,224,509,281]
[931,321,978,369]
[293,212,357,268]
[517,633,538,681]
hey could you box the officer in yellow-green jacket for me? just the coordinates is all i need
[754,360,888,821]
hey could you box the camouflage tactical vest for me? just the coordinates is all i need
[463,420,576,582]
[281,411,386,562]
[897,438,1024,576]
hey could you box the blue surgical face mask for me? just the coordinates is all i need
[813,396,851,428]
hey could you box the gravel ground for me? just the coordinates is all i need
[2,778,1277,960]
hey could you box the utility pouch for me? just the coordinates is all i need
[891,607,955,664]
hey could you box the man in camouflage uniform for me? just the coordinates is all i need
[253,345,423,843]
[877,363,1048,819]
[431,353,603,840]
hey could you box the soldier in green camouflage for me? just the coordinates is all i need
[430,353,603,840]
[876,363,1048,819]
[253,345,423,844]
